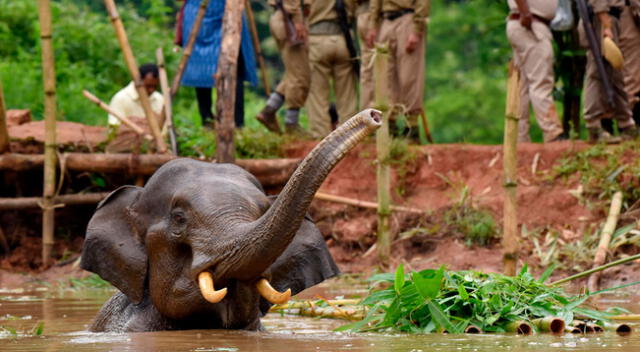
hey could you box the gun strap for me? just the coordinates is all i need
[334,0,360,76]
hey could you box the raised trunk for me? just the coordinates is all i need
[217,109,381,280]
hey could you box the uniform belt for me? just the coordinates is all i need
[309,20,342,35]
[508,12,551,26]
[382,9,413,21]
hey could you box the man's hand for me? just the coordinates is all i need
[366,28,377,48]
[520,12,533,30]
[597,12,614,39]
[295,22,308,42]
[405,31,422,53]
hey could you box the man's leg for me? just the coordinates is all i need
[332,36,358,125]
[307,35,333,139]
[619,5,640,124]
[357,11,375,109]
[195,87,213,127]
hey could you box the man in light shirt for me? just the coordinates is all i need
[108,63,164,135]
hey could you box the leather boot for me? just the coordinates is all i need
[620,125,639,140]
[256,106,281,134]
[588,127,621,144]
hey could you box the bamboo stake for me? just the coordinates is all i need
[82,90,150,139]
[314,192,424,214]
[244,0,270,96]
[155,48,178,155]
[38,0,58,267]
[533,317,565,334]
[0,193,110,211]
[171,0,211,97]
[549,253,640,286]
[502,61,520,276]
[374,44,391,269]
[103,0,166,153]
[215,0,245,163]
[505,320,533,335]
[0,81,9,153]
[588,191,624,292]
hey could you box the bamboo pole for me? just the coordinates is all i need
[0,81,9,154]
[82,90,150,139]
[155,48,178,155]
[588,191,624,292]
[244,0,270,96]
[38,0,57,267]
[549,253,640,286]
[374,44,391,268]
[505,321,533,335]
[171,0,210,97]
[103,0,166,153]
[533,317,565,334]
[502,60,520,276]
[314,192,424,214]
[0,193,110,211]
[215,0,245,164]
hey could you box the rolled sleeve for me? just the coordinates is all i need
[412,0,430,34]
[284,0,303,23]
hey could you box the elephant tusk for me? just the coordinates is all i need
[197,271,227,304]
[256,278,291,305]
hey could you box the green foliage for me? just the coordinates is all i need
[66,274,112,289]
[445,205,498,246]
[339,266,619,334]
[0,321,44,339]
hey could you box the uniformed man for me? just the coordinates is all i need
[257,0,310,134]
[620,0,640,124]
[366,0,429,140]
[306,0,358,139]
[507,0,565,143]
[356,0,374,109]
[583,0,637,142]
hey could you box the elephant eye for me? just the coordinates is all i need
[171,211,187,225]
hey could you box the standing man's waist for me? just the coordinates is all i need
[382,9,414,21]
[309,20,342,35]
[508,12,551,26]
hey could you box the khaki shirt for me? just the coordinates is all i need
[589,0,626,13]
[369,0,430,34]
[108,81,164,126]
[507,0,557,20]
[268,0,304,23]
[308,0,356,26]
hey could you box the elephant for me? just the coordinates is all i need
[80,109,381,332]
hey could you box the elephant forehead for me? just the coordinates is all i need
[174,177,270,213]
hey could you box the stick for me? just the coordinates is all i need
[0,81,9,153]
[502,61,520,276]
[171,0,211,97]
[82,90,150,139]
[103,0,166,153]
[588,191,624,291]
[314,192,424,214]
[549,253,640,286]
[155,48,178,155]
[0,193,110,210]
[38,0,58,267]
[244,0,270,96]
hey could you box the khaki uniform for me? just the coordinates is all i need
[620,1,640,111]
[582,0,634,129]
[369,0,430,126]
[268,0,310,109]
[506,0,563,142]
[306,0,358,138]
[356,1,375,109]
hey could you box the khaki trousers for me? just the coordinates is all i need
[270,10,310,109]
[307,34,358,139]
[506,20,563,142]
[357,11,375,109]
[378,13,425,126]
[620,6,640,109]
[581,16,634,128]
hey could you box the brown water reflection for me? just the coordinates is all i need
[2,281,640,352]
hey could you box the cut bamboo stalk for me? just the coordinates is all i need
[0,193,110,211]
[0,81,9,154]
[374,44,391,269]
[38,0,57,267]
[565,326,582,334]
[103,0,166,153]
[215,0,245,164]
[549,253,640,286]
[573,321,595,334]
[82,90,150,139]
[244,0,270,96]
[464,325,482,334]
[505,320,533,335]
[588,191,624,292]
[155,48,178,155]
[605,322,633,335]
[533,317,565,334]
[611,314,640,320]
[269,299,361,311]
[314,192,424,214]
[502,60,520,276]
[589,323,604,333]
[171,0,211,97]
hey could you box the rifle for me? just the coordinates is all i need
[576,0,614,108]
[276,0,304,46]
[335,0,360,77]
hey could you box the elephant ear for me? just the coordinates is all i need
[259,215,340,315]
[81,186,148,304]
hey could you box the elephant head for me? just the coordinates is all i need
[80,109,381,331]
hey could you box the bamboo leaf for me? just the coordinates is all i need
[538,264,557,283]
[394,263,405,294]
[428,301,459,333]
[413,267,444,300]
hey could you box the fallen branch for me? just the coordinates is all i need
[549,253,640,286]
[588,191,624,292]
[82,90,150,139]
[314,192,424,214]
[0,192,109,211]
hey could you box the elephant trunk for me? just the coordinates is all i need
[216,109,381,281]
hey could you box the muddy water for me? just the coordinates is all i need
[2,283,640,352]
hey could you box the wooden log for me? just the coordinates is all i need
[215,0,245,164]
[0,193,110,211]
[588,191,624,292]
[244,0,270,96]
[314,192,424,214]
[103,0,166,153]
[155,48,178,155]
[171,0,211,97]
[38,0,57,267]
[502,61,520,276]
[82,90,150,139]
[374,44,391,269]
[0,81,9,154]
